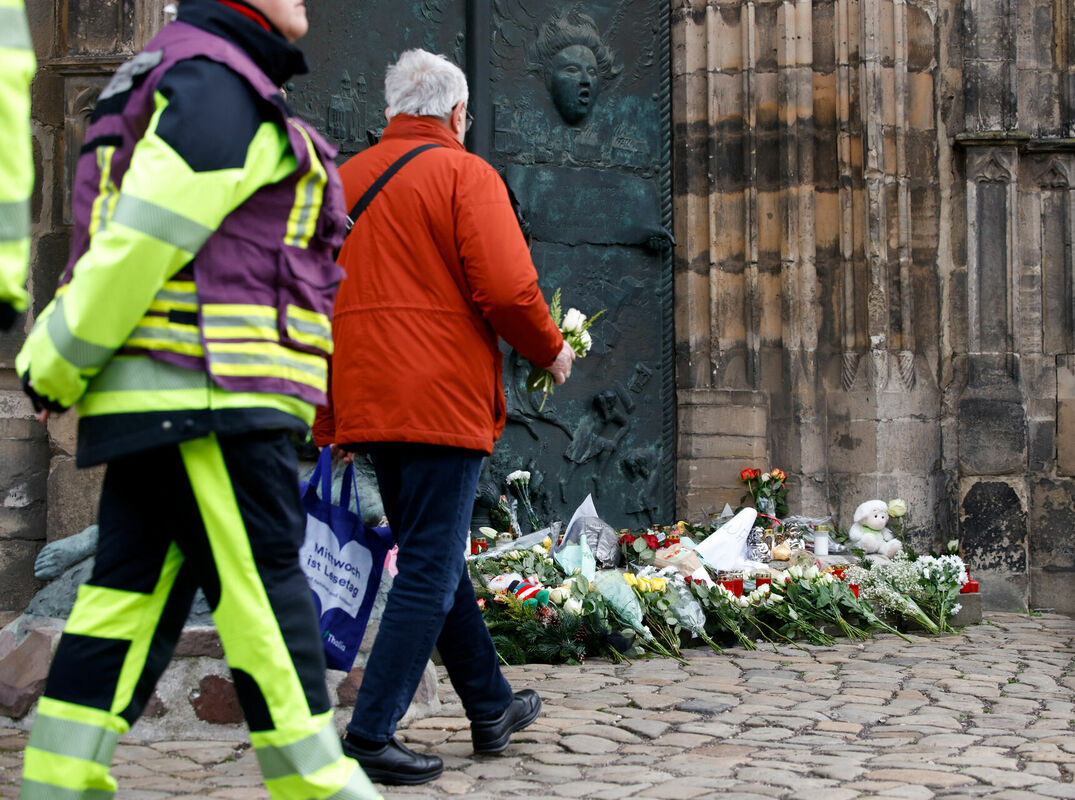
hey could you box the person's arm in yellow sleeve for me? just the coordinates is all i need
[0,0,36,330]
[16,57,296,411]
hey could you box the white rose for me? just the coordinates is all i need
[562,308,586,333]
[563,597,583,615]
[578,329,593,355]
[761,473,771,482]
[547,587,568,605]
[887,498,908,518]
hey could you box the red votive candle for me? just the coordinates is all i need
[720,578,744,597]
[960,579,979,594]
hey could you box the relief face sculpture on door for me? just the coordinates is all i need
[529,9,621,126]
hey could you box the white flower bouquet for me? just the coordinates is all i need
[525,288,605,410]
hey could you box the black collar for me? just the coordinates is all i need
[177,0,309,86]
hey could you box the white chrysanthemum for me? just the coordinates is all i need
[506,470,530,484]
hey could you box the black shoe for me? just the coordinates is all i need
[341,735,444,785]
[471,689,542,753]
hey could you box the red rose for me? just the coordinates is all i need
[642,534,660,550]
[619,533,636,545]
[740,468,761,481]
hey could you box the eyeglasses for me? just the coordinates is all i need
[465,110,474,132]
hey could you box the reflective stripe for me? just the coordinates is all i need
[111,193,213,254]
[208,341,326,390]
[202,304,279,341]
[326,769,384,800]
[0,5,31,50]
[0,198,30,242]
[18,779,113,800]
[78,356,315,421]
[148,287,199,313]
[27,714,119,766]
[284,123,327,248]
[256,722,341,781]
[162,279,196,293]
[285,304,331,333]
[285,305,332,353]
[46,296,115,370]
[88,146,119,238]
[89,356,209,393]
[127,316,205,356]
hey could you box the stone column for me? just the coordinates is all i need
[673,0,944,541]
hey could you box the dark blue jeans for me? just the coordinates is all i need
[346,443,514,741]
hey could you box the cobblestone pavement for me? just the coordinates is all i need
[1,612,1072,799]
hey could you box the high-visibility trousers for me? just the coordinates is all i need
[20,430,381,800]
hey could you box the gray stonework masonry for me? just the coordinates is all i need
[3,0,1074,615]
[2,612,1073,797]
[672,0,1075,613]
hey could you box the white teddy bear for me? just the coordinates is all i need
[848,500,903,560]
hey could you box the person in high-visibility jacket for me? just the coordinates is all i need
[0,0,35,331]
[15,1,380,799]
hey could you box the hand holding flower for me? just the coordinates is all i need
[526,288,605,410]
[542,341,575,385]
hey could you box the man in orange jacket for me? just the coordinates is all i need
[313,49,573,786]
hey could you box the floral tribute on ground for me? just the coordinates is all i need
[467,467,980,665]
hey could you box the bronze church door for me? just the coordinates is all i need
[291,0,673,530]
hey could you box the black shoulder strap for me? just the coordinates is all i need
[345,143,443,231]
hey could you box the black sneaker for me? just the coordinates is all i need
[471,689,542,753]
[340,735,444,785]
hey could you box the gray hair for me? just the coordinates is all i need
[385,49,468,119]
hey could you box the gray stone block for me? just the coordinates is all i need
[957,398,1027,476]
[1029,478,1075,570]
[1028,567,1075,614]
[0,540,45,613]
[960,480,1028,574]
[950,591,983,627]
[45,457,104,544]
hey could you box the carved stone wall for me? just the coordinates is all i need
[673,0,1075,613]
[4,0,1075,615]
[0,0,169,616]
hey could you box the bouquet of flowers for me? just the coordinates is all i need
[846,554,941,633]
[525,288,605,410]
[739,467,789,518]
[506,469,541,532]
[909,554,968,631]
[684,575,757,650]
[476,535,562,585]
